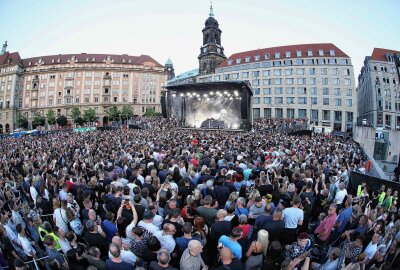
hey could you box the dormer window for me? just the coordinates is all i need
[296,51,302,57]
[285,51,291,58]
[29,62,32,65]
[52,59,55,63]
[92,58,95,61]
[255,55,260,61]
[275,53,280,59]
[128,59,131,63]
[57,59,60,63]
[236,58,241,64]
[264,54,270,60]
[319,50,324,56]
[330,50,335,56]
[228,60,233,65]
[307,50,313,56]
[122,59,126,63]
[245,57,251,63]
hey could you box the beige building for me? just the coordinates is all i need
[357,48,400,129]
[0,49,166,132]
[198,43,358,133]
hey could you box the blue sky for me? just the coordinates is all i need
[1,0,399,80]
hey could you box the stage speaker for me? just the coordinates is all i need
[160,94,167,118]
[241,89,248,120]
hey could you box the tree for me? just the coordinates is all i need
[56,115,68,127]
[70,107,81,122]
[83,108,97,123]
[17,113,28,129]
[106,105,120,121]
[32,112,46,129]
[120,105,133,120]
[46,109,56,126]
[143,107,157,117]
[75,116,85,126]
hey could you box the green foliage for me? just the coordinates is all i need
[70,107,81,122]
[143,107,157,117]
[75,116,85,126]
[46,109,56,126]
[56,115,68,127]
[83,108,97,123]
[17,113,28,129]
[105,105,120,121]
[120,105,134,120]
[32,112,46,129]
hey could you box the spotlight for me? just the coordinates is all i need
[206,97,210,101]
[210,91,214,95]
[203,93,208,97]
[187,93,191,96]
[180,93,184,97]
[172,93,176,97]
[223,91,228,95]
[234,91,239,96]
[229,97,233,100]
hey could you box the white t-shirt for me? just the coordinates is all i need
[282,207,304,229]
[153,230,176,254]
[153,215,164,228]
[53,208,69,233]
[30,186,39,202]
[364,242,378,259]
[335,189,348,204]
[138,220,160,234]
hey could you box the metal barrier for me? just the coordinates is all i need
[40,214,55,228]
[349,171,400,196]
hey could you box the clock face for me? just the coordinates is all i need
[217,48,221,53]
[168,68,171,71]
[203,47,207,53]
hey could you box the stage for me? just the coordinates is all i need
[178,127,245,132]
[163,81,253,131]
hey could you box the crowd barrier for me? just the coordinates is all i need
[349,171,400,195]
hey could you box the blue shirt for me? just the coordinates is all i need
[335,206,352,233]
[234,207,249,216]
[102,220,118,242]
[219,235,242,259]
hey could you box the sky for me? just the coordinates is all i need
[1,0,399,82]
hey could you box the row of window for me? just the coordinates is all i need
[255,108,353,122]
[223,57,350,71]
[228,49,337,65]
[254,87,353,96]
[253,97,353,107]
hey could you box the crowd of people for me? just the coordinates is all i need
[0,116,398,270]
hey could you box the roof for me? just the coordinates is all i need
[21,53,163,68]
[0,52,21,66]
[165,58,173,66]
[371,48,400,62]
[166,80,253,96]
[167,69,199,84]
[219,43,349,68]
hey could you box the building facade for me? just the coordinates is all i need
[0,50,166,132]
[357,48,400,129]
[198,43,358,132]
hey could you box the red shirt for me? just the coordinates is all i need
[314,213,337,241]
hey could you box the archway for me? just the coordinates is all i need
[5,123,10,133]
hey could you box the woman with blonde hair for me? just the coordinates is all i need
[225,191,238,210]
[151,168,160,190]
[245,229,269,270]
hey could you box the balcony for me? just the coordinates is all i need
[32,76,39,82]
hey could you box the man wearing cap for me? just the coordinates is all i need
[138,210,160,234]
[203,179,217,200]
[196,195,218,226]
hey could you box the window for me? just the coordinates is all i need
[318,59,326,65]
[214,75,221,81]
[273,61,281,67]
[333,78,340,85]
[232,73,239,79]
[329,50,335,56]
[285,51,291,58]
[263,97,271,104]
[329,58,336,65]
[275,53,280,59]
[255,55,260,61]
[306,59,314,65]
[309,68,316,75]
[253,97,260,104]
[284,60,292,66]
[311,97,318,104]
[335,98,342,106]
[285,69,293,76]
[298,97,307,104]
[298,87,307,94]
[333,68,339,75]
[298,109,307,118]
[123,74,129,78]
[94,97,99,103]
[275,87,283,94]
[310,78,317,85]
[346,99,353,107]
[244,57,250,63]
[253,71,260,77]
[307,50,313,56]
[344,79,351,86]
[287,109,295,118]
[251,79,259,86]
[242,72,249,78]
[296,51,302,57]
[236,58,241,64]
[224,74,230,80]
[254,88,260,95]
[275,97,283,104]
[263,79,271,85]
[287,97,295,104]
[297,68,305,75]
[286,87,295,94]
[334,111,342,121]
[321,68,327,75]
[113,81,120,86]
[263,70,270,77]
[319,49,324,56]
[274,69,281,76]
[263,88,271,95]
[322,78,328,85]
[334,88,340,96]
[84,89,91,94]
[85,72,92,77]
[262,62,271,67]
[275,108,283,118]
[297,78,306,85]
[264,54,270,60]
[323,88,329,95]
[41,83,46,89]
[295,59,303,65]
[228,60,232,65]
[286,78,294,85]
[323,110,330,121]
[346,89,352,96]
[274,78,281,85]
[84,81,91,86]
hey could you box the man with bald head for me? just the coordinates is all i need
[105,242,135,270]
[110,236,137,265]
[153,223,176,254]
[210,209,232,245]
[180,240,207,270]
[215,247,244,270]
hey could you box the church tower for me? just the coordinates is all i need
[198,3,226,75]
[164,58,175,80]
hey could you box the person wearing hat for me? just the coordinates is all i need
[138,210,160,234]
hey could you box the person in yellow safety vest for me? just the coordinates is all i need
[378,184,386,204]
[382,188,393,210]
[357,181,367,197]
[37,221,61,251]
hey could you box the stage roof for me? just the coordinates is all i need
[166,81,253,96]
